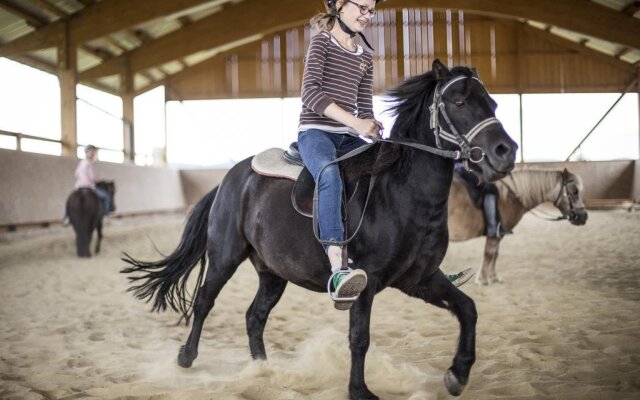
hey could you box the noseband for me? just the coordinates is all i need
[429,75,502,169]
[553,174,584,221]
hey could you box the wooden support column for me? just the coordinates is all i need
[58,21,77,157]
[121,56,135,162]
[637,68,640,160]
[395,10,405,82]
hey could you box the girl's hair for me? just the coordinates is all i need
[310,0,339,32]
[311,0,383,31]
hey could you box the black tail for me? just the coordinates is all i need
[121,186,218,322]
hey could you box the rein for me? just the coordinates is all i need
[312,73,502,249]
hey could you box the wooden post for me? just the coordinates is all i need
[395,10,404,83]
[121,56,135,162]
[58,21,77,157]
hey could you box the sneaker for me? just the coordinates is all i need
[447,268,474,288]
[328,269,368,310]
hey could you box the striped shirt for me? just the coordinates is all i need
[298,30,374,133]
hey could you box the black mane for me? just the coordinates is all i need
[343,66,476,180]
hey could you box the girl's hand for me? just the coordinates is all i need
[352,118,383,139]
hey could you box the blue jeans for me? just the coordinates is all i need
[297,129,367,248]
[94,187,111,216]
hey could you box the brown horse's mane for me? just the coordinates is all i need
[498,169,583,209]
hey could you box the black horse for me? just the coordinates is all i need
[66,181,115,257]
[122,60,517,399]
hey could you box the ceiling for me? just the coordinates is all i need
[0,0,638,96]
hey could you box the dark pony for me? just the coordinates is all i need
[66,181,115,257]
[122,60,517,399]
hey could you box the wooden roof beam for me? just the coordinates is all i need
[387,0,640,50]
[0,0,215,57]
[515,21,636,74]
[622,1,640,16]
[79,0,312,80]
[26,0,67,19]
[0,0,46,27]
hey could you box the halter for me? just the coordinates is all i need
[429,75,502,171]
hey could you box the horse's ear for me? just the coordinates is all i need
[432,59,449,79]
[470,67,479,77]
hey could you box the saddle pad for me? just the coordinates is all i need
[251,148,303,181]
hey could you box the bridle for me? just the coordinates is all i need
[429,75,502,170]
[553,172,584,222]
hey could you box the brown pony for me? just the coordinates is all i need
[448,168,587,285]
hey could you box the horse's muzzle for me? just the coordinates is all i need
[569,208,588,225]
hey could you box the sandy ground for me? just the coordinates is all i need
[1,210,639,400]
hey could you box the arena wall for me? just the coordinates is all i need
[1,149,637,227]
[634,160,640,201]
[179,169,228,206]
[0,150,186,226]
[514,160,636,200]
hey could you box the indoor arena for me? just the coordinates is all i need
[1,1,639,399]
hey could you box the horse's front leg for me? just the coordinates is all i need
[476,237,500,285]
[485,237,502,284]
[348,283,378,400]
[405,270,477,396]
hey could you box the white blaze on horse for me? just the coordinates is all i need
[448,168,588,285]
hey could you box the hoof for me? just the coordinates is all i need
[177,345,197,368]
[444,369,468,396]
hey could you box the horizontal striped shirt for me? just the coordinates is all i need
[299,31,374,133]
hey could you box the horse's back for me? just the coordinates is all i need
[211,156,331,291]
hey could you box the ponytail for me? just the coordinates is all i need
[310,3,339,32]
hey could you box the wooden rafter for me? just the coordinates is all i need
[615,47,632,59]
[79,0,640,82]
[515,21,636,73]
[622,1,640,16]
[0,0,215,57]
[386,0,640,49]
[0,0,46,27]
[79,0,309,80]
[26,0,66,18]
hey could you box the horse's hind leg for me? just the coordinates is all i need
[404,271,477,396]
[245,268,287,360]
[177,250,246,368]
[94,219,103,254]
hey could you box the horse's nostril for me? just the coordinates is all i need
[494,143,510,158]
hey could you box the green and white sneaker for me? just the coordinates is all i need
[447,268,474,288]
[328,268,368,310]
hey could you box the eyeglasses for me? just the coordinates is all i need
[346,0,376,16]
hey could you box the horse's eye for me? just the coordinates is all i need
[455,100,465,107]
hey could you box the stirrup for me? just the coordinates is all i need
[326,268,359,302]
